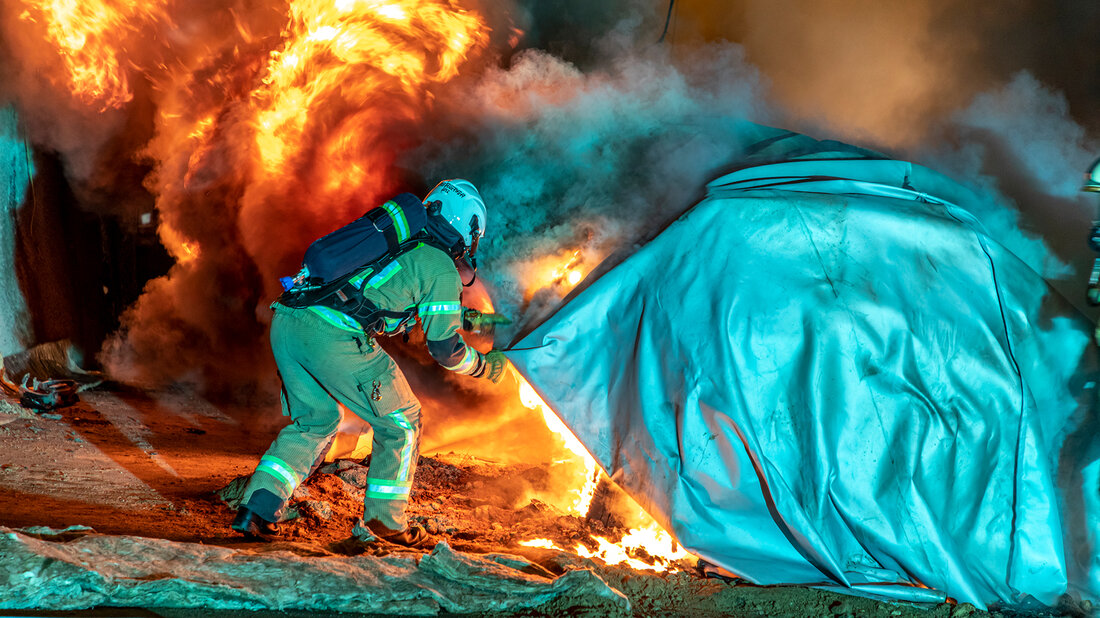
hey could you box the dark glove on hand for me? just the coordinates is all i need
[463,309,513,335]
[480,349,509,384]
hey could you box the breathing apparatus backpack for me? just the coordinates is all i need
[277,192,468,334]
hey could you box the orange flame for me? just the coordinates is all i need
[517,377,599,516]
[158,223,199,265]
[250,0,488,179]
[577,520,690,573]
[519,538,561,550]
[187,115,215,141]
[549,250,585,287]
[32,0,492,273]
[520,249,589,304]
[517,248,598,515]
[18,0,168,109]
[514,250,693,572]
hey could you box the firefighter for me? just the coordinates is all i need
[231,179,509,547]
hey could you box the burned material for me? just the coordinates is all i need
[218,453,677,567]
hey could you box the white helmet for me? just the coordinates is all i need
[1085,157,1100,193]
[424,179,487,255]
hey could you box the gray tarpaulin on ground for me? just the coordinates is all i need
[0,527,631,614]
[505,139,1100,609]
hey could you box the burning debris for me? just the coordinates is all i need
[518,376,600,516]
[216,452,694,574]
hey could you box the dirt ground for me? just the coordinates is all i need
[0,386,1091,617]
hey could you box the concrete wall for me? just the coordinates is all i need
[0,106,32,357]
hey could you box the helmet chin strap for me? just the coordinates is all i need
[462,216,481,287]
[461,260,478,287]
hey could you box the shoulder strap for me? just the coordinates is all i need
[277,236,432,332]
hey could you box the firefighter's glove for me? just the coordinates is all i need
[480,349,509,384]
[463,308,512,335]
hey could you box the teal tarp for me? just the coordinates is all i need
[506,148,1099,608]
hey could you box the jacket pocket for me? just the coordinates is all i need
[355,361,417,417]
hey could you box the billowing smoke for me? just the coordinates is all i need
[3,0,498,397]
[410,41,772,326]
[0,0,1096,459]
[915,73,1099,301]
[674,0,1099,303]
[406,1,1098,328]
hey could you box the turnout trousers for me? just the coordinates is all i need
[240,304,422,530]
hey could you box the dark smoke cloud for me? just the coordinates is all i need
[669,0,1099,142]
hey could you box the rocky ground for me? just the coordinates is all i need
[0,386,1092,617]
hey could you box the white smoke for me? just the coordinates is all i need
[405,39,1098,341]
[407,42,772,325]
[910,72,1099,305]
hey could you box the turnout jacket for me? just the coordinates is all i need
[296,243,487,376]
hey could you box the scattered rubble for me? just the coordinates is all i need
[217,454,645,559]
